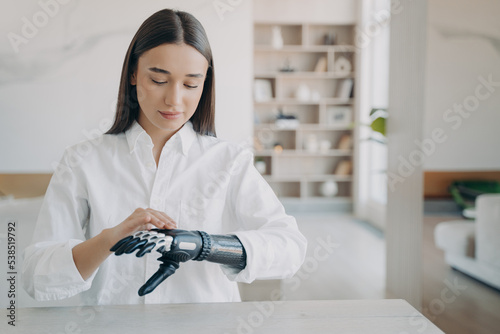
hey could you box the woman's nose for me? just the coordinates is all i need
[164,83,182,107]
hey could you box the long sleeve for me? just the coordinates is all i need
[222,149,307,283]
[22,148,94,301]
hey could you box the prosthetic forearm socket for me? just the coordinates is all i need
[110,229,246,296]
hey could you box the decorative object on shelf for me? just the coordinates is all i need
[319,140,332,153]
[311,90,321,102]
[279,58,295,72]
[256,128,275,149]
[275,109,299,129]
[304,134,319,153]
[336,78,354,99]
[253,136,264,151]
[319,180,339,197]
[273,143,284,153]
[337,134,352,150]
[334,160,352,175]
[254,79,273,102]
[295,83,311,102]
[254,158,267,174]
[334,56,352,76]
[314,56,328,72]
[271,26,284,49]
[323,32,336,45]
[326,106,352,126]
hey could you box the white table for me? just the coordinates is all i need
[2,299,443,333]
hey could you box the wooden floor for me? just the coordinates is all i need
[245,213,500,334]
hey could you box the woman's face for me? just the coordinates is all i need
[132,43,209,137]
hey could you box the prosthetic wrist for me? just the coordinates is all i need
[110,229,246,296]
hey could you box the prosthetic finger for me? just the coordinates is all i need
[111,230,173,256]
[113,237,141,255]
[123,238,148,254]
[110,235,133,252]
[138,256,179,296]
[136,242,156,257]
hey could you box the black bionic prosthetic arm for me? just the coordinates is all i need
[110,229,246,296]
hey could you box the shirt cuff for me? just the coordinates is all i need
[34,239,97,301]
[220,230,274,283]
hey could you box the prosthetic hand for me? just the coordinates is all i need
[110,229,246,296]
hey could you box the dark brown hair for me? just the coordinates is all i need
[106,9,216,136]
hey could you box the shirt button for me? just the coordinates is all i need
[146,162,155,168]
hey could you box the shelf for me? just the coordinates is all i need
[255,72,355,79]
[263,175,352,182]
[255,149,352,157]
[280,196,353,203]
[254,98,354,106]
[254,124,352,131]
[254,45,357,52]
[253,20,357,204]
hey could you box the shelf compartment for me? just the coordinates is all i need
[267,181,301,198]
[255,128,296,151]
[254,104,320,125]
[330,51,356,73]
[305,180,352,198]
[254,52,327,73]
[254,156,272,176]
[306,24,355,46]
[298,129,352,151]
[275,156,350,176]
[279,77,345,100]
[254,24,302,46]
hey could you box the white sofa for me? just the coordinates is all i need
[434,194,500,290]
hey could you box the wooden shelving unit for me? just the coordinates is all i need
[253,22,357,207]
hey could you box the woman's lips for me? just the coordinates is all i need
[158,111,182,120]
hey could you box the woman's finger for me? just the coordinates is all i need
[145,209,176,229]
[144,210,171,228]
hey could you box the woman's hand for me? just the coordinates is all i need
[104,208,177,249]
[73,208,177,281]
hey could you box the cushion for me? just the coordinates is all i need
[434,220,475,257]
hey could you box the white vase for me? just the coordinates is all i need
[319,140,332,153]
[334,56,352,76]
[271,26,284,49]
[255,160,267,174]
[305,134,318,153]
[296,84,310,102]
[320,180,338,197]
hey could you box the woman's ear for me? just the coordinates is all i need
[130,71,137,85]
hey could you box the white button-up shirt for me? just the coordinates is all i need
[22,121,307,305]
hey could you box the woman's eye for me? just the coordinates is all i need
[185,84,198,89]
[152,79,167,85]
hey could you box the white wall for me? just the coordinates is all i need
[0,0,252,172]
[424,0,500,171]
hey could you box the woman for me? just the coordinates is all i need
[22,8,307,305]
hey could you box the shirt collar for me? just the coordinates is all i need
[125,121,197,156]
[126,121,151,154]
[176,121,197,156]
